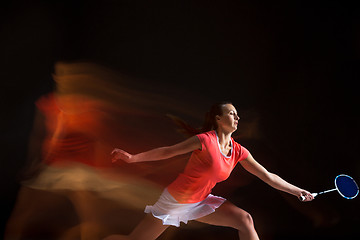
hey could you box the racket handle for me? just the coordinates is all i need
[300,193,317,201]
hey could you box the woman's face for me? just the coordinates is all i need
[216,104,239,133]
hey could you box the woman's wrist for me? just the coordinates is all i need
[130,154,139,163]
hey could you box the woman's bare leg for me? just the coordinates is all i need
[103,214,169,240]
[196,201,260,240]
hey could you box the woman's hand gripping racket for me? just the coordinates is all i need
[300,174,359,201]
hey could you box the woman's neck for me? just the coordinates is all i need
[215,129,232,148]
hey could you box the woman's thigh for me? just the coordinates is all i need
[195,200,253,229]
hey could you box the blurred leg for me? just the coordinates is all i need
[103,214,168,240]
[4,187,35,240]
[69,190,108,240]
[5,187,68,240]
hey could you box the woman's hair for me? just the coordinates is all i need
[168,101,233,137]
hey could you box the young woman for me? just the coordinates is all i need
[105,102,314,240]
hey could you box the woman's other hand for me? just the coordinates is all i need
[111,148,135,163]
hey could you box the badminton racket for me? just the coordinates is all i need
[300,174,359,201]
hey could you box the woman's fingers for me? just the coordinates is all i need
[111,148,132,163]
[111,148,124,162]
[300,191,314,202]
[111,148,120,155]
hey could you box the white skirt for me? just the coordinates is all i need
[144,188,226,227]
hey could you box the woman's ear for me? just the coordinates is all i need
[215,115,221,121]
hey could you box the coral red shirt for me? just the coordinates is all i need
[167,130,249,203]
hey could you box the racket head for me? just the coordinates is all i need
[335,174,359,199]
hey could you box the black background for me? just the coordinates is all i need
[1,0,359,239]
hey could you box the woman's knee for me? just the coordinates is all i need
[231,209,255,231]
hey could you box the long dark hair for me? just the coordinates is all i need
[168,101,233,137]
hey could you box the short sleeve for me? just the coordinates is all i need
[233,141,249,162]
[195,132,208,152]
[239,145,249,161]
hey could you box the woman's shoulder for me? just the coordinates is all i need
[197,130,216,138]
[196,130,216,143]
[231,138,247,151]
[232,139,250,159]
[232,138,245,149]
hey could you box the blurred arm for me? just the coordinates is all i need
[20,109,47,179]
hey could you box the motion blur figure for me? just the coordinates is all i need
[4,62,166,240]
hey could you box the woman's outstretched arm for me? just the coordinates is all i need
[240,153,314,202]
[111,135,201,163]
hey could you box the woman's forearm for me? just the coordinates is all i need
[132,146,174,162]
[264,173,303,196]
[241,154,313,201]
